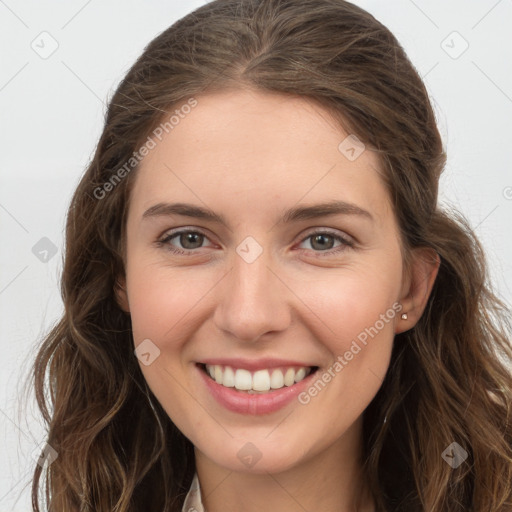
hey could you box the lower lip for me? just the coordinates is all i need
[197,364,317,415]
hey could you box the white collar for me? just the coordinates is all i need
[182,472,205,512]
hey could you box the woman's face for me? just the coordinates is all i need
[120,88,412,474]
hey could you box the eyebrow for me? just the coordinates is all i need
[142,200,373,229]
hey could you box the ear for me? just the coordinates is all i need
[114,276,130,313]
[395,247,440,334]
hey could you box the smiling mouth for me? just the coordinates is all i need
[198,363,319,394]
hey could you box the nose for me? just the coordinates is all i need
[213,245,292,343]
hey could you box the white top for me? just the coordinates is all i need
[181,473,205,512]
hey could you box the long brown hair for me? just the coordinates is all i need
[28,0,512,510]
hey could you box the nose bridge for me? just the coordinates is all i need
[214,237,290,342]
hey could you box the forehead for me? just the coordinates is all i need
[128,88,391,226]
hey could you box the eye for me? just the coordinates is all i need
[157,229,213,255]
[297,229,355,256]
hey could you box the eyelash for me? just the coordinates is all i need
[156,228,355,257]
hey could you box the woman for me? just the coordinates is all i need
[30,0,512,510]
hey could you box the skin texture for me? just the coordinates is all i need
[117,88,439,511]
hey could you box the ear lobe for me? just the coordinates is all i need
[396,247,440,334]
[114,277,130,313]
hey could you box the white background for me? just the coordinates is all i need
[1,0,511,509]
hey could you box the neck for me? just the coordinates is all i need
[194,416,375,512]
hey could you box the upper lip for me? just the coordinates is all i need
[198,358,318,371]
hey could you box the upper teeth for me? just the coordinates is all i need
[205,365,312,392]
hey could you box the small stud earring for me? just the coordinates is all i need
[401,313,408,320]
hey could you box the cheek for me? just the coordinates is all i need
[125,264,213,430]
[126,263,211,346]
[299,257,402,350]
[295,257,401,412]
